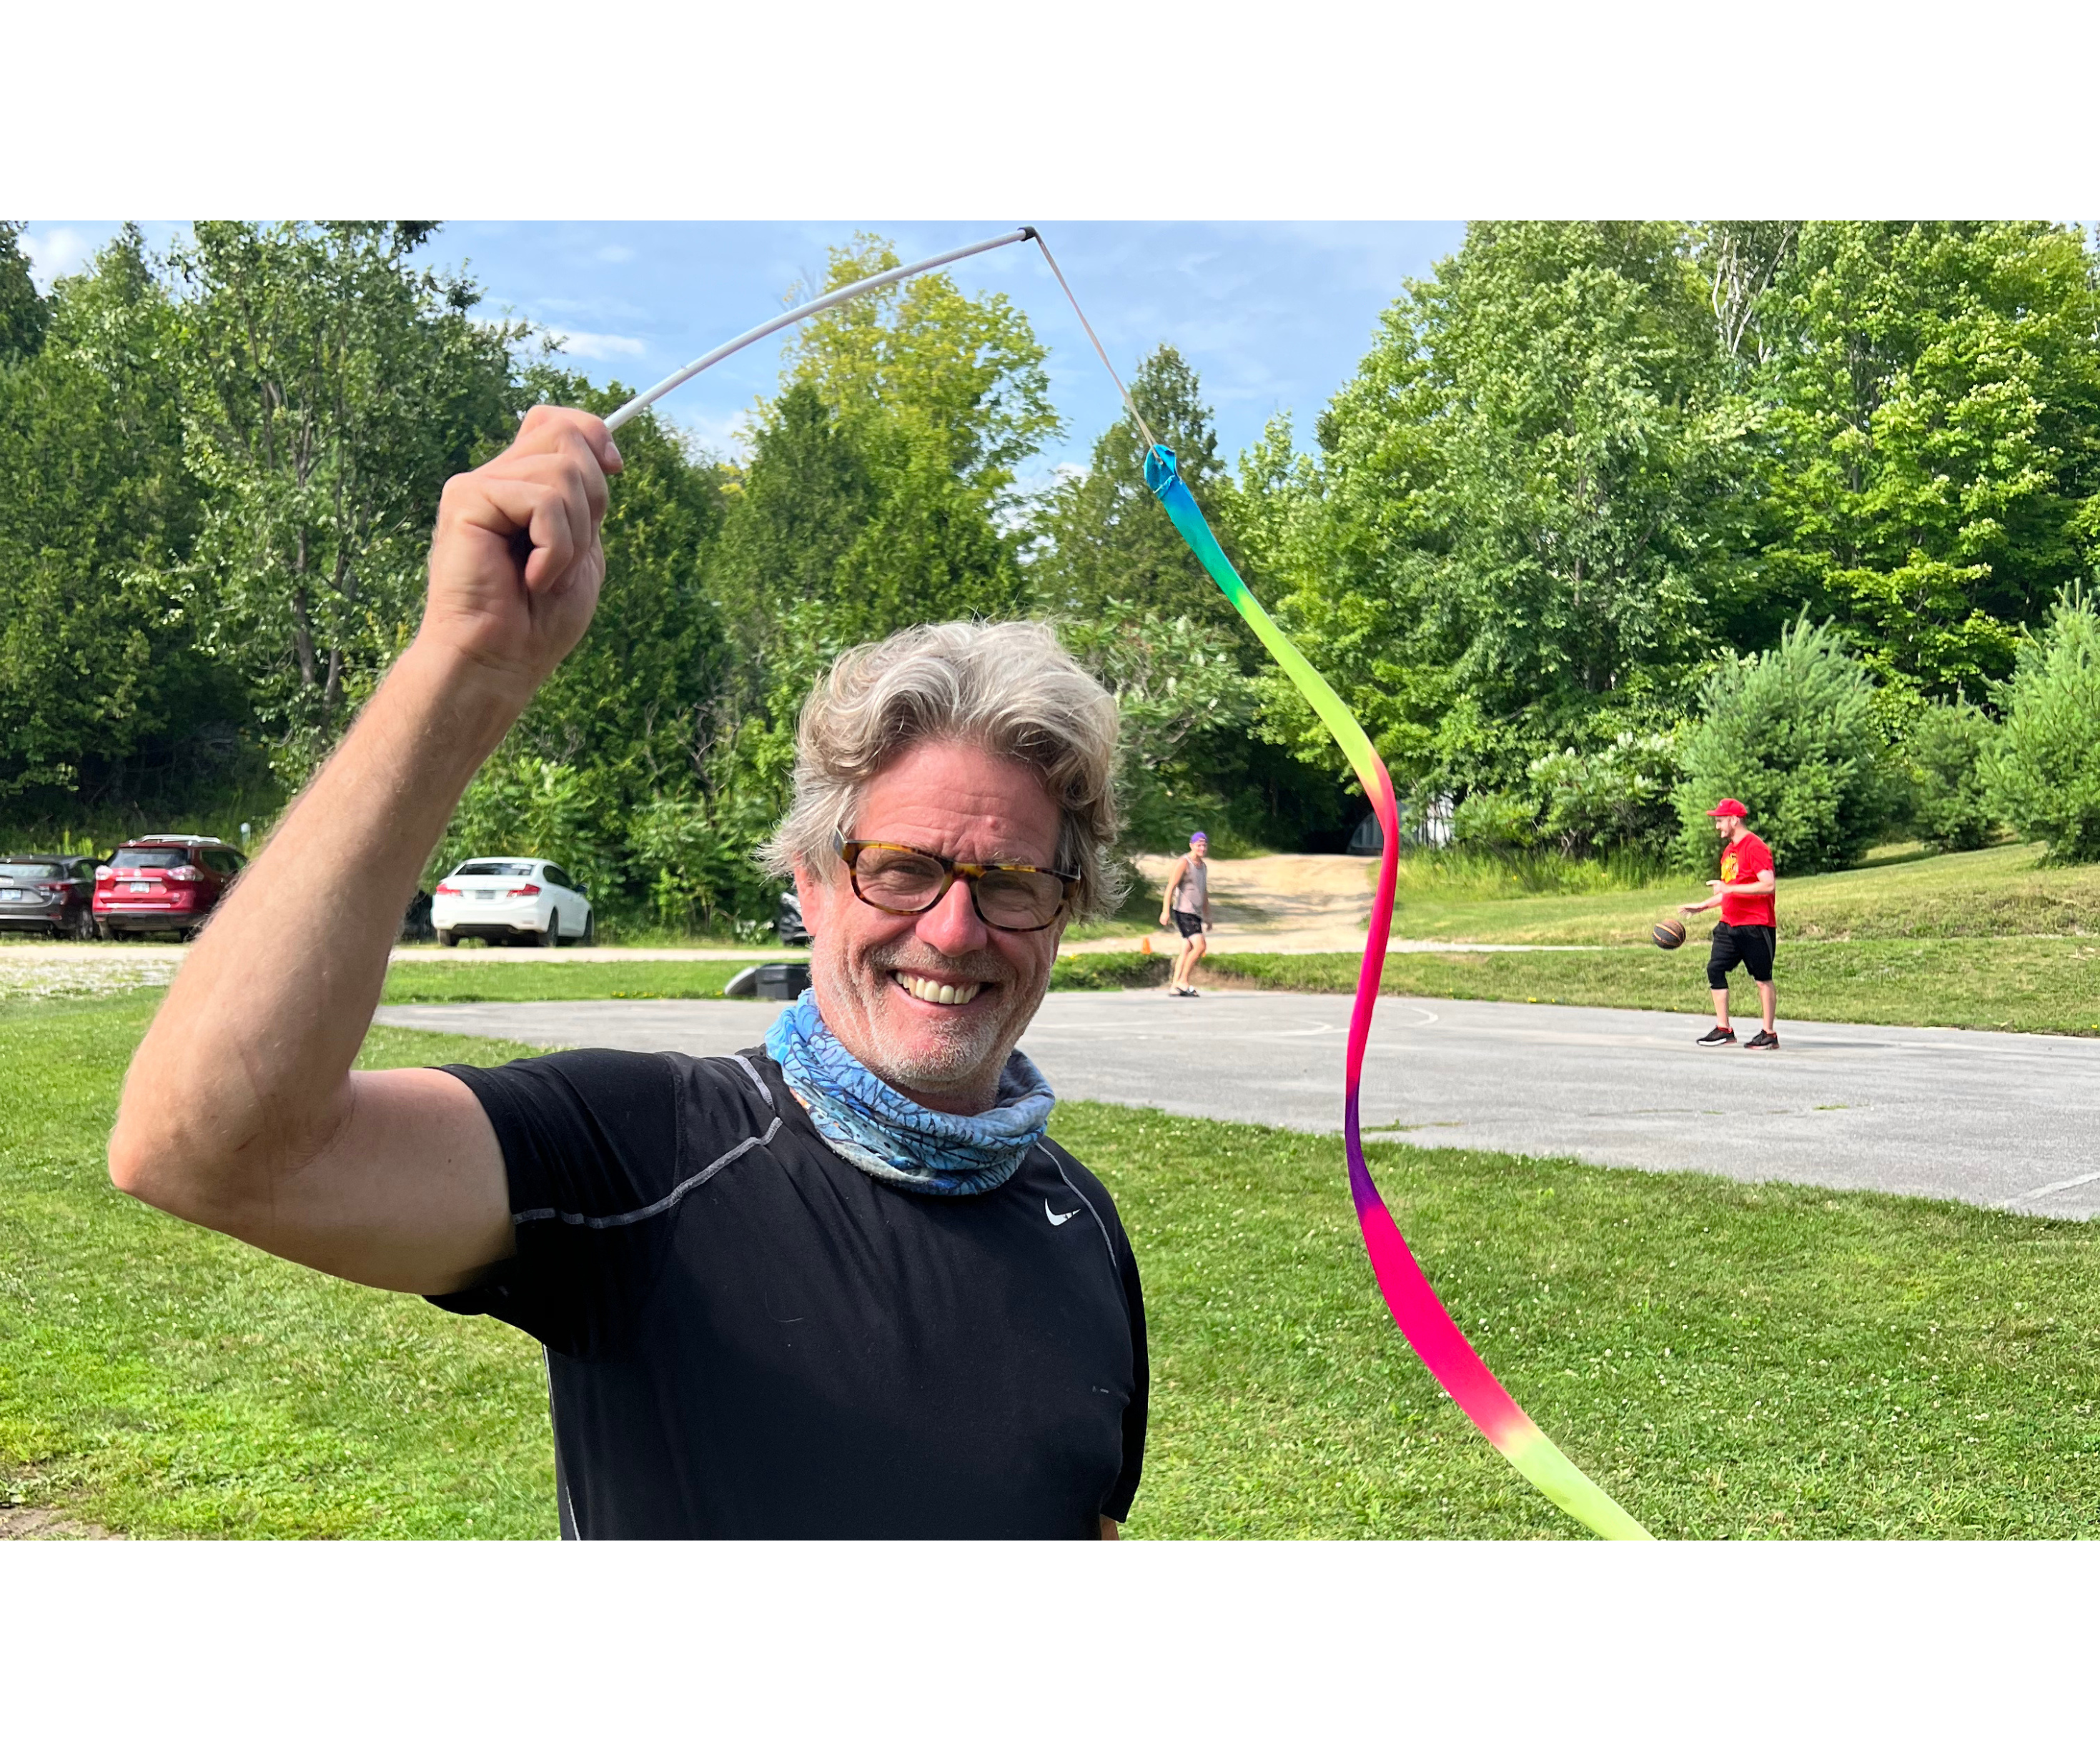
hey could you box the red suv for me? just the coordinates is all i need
[94,835,247,940]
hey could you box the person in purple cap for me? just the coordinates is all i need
[1158,830,1213,996]
[1676,797,1779,1048]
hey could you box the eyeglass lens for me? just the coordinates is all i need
[853,847,1066,928]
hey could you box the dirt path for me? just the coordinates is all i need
[0,1506,119,1540]
[1073,853,1581,955]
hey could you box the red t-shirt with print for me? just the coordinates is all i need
[1718,831,1776,926]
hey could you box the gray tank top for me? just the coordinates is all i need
[1172,857,1207,914]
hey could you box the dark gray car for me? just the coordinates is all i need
[0,855,99,938]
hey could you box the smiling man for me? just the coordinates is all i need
[107,406,1146,1540]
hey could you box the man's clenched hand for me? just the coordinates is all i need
[420,404,623,699]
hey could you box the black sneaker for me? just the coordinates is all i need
[1696,1026,1738,1046]
[1743,1029,1780,1050]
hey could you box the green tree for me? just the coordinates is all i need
[1246,222,1741,802]
[1034,345,1246,645]
[503,369,731,797]
[1984,590,2100,862]
[0,222,51,362]
[1897,697,1996,852]
[775,233,1060,500]
[0,228,224,824]
[165,222,520,773]
[1056,604,1257,850]
[1672,619,1890,874]
[700,329,1031,892]
[432,370,735,911]
[1034,347,1352,850]
[1693,221,1798,376]
[1753,222,2100,698]
[701,383,882,822]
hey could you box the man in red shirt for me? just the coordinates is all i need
[1677,797,1779,1049]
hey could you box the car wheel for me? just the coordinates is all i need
[535,911,559,949]
[435,929,457,948]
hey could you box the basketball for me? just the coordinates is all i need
[1653,918,1687,950]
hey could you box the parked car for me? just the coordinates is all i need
[431,858,592,947]
[776,885,811,946]
[0,854,99,938]
[92,835,246,940]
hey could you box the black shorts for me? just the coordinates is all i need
[1708,921,1775,986]
[1171,910,1206,939]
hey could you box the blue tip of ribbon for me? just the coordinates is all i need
[1141,443,1180,496]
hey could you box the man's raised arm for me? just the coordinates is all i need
[108,407,621,1295]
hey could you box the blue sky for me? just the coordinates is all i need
[21,221,1464,479]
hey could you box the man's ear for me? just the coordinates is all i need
[792,860,830,939]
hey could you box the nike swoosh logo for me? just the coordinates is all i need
[1046,1198,1079,1227]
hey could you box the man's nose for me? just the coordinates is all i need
[916,875,989,957]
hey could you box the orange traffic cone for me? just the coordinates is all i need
[1141,935,1152,955]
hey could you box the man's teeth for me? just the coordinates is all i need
[894,973,983,1007]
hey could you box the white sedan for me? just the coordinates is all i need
[431,858,593,948]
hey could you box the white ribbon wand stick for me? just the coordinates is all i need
[602,227,1037,434]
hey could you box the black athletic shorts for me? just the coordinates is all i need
[1171,910,1205,939]
[1708,921,1776,986]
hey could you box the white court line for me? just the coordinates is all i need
[2019,1168,2100,1200]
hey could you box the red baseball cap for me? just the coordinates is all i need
[1707,798,1749,817]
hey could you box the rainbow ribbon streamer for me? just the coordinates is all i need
[1142,444,1653,1541]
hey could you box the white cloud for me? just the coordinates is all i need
[21,225,103,292]
[547,327,647,362]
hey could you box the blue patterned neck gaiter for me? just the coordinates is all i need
[763,988,1054,1197]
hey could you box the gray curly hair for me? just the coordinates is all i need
[760,621,1124,920]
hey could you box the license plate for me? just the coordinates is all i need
[0,889,21,900]
[472,890,495,900]
[129,882,153,893]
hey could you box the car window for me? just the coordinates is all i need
[456,860,535,877]
[114,847,184,869]
[201,849,232,873]
[544,865,575,890]
[0,861,64,880]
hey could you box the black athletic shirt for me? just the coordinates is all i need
[430,1047,1146,1539]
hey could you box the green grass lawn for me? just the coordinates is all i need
[382,958,754,1005]
[0,995,558,1537]
[6,993,2099,1538]
[1208,938,2100,1038]
[1383,840,2100,945]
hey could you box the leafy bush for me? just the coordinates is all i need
[1057,605,1257,855]
[628,795,777,936]
[432,755,620,901]
[1528,730,1683,860]
[1450,789,1539,852]
[1672,619,1889,875]
[1985,592,2100,862]
[1898,697,1996,852]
